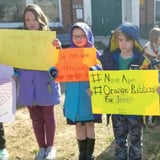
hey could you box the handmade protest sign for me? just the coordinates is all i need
[0,65,16,122]
[54,48,97,82]
[89,70,160,115]
[0,30,97,82]
[0,29,57,71]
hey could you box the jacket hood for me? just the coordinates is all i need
[109,22,143,53]
[70,22,94,47]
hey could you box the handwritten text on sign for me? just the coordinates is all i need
[0,30,97,82]
[54,48,97,82]
[89,70,160,115]
[0,29,56,71]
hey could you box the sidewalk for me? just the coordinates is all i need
[94,36,148,47]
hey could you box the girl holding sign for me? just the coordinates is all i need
[14,4,61,160]
[99,22,150,160]
[52,22,102,160]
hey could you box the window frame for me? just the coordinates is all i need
[154,0,160,24]
[0,0,62,29]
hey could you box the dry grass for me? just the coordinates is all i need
[3,92,160,160]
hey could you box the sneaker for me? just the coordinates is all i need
[0,148,9,160]
[45,146,56,160]
[35,147,46,160]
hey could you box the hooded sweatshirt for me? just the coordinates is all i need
[144,42,160,69]
[99,22,148,118]
[99,22,147,70]
[63,22,101,122]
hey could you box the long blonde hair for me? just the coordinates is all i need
[23,4,49,30]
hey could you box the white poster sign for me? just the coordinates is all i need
[0,65,16,122]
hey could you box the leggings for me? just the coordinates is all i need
[28,105,56,148]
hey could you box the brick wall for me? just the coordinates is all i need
[55,0,84,34]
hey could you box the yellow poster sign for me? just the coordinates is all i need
[89,70,160,115]
[0,29,57,71]
[0,30,97,78]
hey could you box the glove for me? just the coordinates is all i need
[48,66,58,80]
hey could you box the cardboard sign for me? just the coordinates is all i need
[0,65,16,122]
[54,48,97,82]
[0,30,97,82]
[0,29,57,71]
[89,70,160,115]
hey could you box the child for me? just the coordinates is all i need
[144,27,160,69]
[99,22,148,160]
[144,27,160,127]
[52,22,101,160]
[15,4,61,160]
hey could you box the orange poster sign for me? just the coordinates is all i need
[54,48,97,82]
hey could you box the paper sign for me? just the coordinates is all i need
[54,48,97,82]
[0,29,57,71]
[0,30,97,81]
[89,70,160,115]
[0,65,16,122]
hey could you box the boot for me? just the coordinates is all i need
[77,139,87,160]
[86,138,95,160]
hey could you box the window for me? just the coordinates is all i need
[0,0,25,22]
[0,0,62,28]
[155,0,160,23]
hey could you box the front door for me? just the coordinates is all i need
[91,0,122,36]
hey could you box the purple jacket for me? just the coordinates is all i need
[16,69,61,106]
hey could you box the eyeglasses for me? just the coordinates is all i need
[72,34,86,40]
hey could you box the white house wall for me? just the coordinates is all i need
[132,0,139,26]
[84,0,140,27]
[83,0,92,26]
[122,0,139,26]
[26,0,33,5]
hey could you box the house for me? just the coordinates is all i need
[0,0,159,45]
[140,0,160,38]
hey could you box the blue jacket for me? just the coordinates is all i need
[99,22,147,119]
[100,48,145,70]
[64,82,94,121]
[63,22,101,122]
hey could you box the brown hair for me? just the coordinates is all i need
[149,27,160,44]
[23,4,49,30]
